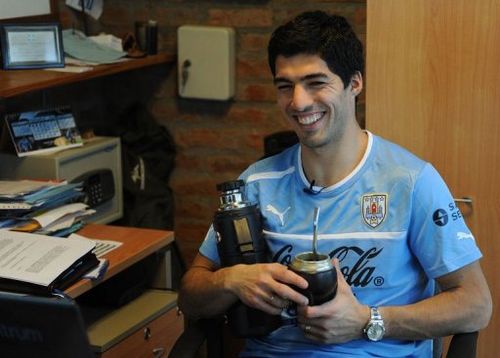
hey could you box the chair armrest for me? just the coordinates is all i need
[168,317,225,358]
[446,331,479,358]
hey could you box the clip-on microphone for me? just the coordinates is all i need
[303,180,325,195]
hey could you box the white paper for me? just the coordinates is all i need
[0,180,53,197]
[65,0,103,20]
[0,230,95,286]
[38,208,96,233]
[45,65,93,73]
[69,233,122,258]
[33,202,89,228]
[89,34,123,52]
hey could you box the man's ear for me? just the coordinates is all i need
[350,71,363,96]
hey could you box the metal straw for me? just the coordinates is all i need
[312,207,320,259]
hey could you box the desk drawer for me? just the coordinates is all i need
[97,307,183,358]
[86,289,183,358]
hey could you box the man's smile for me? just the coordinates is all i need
[294,112,326,126]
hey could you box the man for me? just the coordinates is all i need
[178,11,492,357]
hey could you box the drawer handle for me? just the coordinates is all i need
[144,327,151,340]
[153,347,165,357]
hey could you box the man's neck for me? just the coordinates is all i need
[301,126,367,188]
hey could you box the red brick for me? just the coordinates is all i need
[237,83,277,102]
[239,33,271,52]
[237,57,272,80]
[155,7,207,27]
[208,9,273,27]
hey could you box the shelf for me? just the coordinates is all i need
[0,53,175,98]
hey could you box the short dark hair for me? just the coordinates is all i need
[268,11,364,88]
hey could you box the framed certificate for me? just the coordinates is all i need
[0,23,64,70]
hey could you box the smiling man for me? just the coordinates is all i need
[178,11,492,357]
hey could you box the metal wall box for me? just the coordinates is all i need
[177,25,235,100]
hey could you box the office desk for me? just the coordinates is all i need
[66,223,182,357]
[65,223,174,298]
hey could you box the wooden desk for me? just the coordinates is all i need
[66,223,182,357]
[65,223,174,298]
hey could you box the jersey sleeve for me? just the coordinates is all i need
[408,164,482,279]
[198,224,221,266]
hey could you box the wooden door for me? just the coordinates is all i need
[366,0,499,356]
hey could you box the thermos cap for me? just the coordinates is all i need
[217,179,245,192]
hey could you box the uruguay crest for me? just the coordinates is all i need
[362,193,388,228]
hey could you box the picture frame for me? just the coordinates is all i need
[0,22,64,70]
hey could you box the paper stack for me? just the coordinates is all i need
[0,180,95,236]
[0,230,98,295]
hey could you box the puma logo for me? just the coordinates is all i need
[457,232,475,241]
[266,204,291,226]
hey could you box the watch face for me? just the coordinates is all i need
[367,322,385,341]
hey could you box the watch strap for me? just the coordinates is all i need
[370,306,382,320]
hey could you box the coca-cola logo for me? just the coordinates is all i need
[273,245,385,287]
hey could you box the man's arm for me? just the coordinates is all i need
[383,260,492,339]
[178,253,309,320]
[297,260,492,343]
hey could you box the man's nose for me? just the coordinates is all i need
[290,85,313,111]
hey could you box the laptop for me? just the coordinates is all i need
[0,292,93,358]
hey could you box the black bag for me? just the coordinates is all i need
[96,104,176,229]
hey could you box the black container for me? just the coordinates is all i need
[213,180,280,337]
[289,252,337,306]
[135,20,157,55]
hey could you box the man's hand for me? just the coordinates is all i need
[224,263,309,315]
[296,259,369,344]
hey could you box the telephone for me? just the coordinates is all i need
[71,169,115,207]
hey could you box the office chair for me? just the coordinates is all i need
[261,130,298,159]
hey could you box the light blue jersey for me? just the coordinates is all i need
[199,132,482,357]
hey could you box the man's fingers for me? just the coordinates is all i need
[332,258,347,286]
[255,295,284,315]
[269,263,309,289]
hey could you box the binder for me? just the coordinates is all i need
[0,252,99,296]
[0,230,99,296]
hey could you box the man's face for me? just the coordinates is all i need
[273,54,359,150]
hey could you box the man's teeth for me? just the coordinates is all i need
[297,113,323,125]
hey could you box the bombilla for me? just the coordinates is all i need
[312,207,320,259]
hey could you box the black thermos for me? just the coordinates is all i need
[213,180,280,337]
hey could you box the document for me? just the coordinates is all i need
[0,180,56,198]
[65,0,103,20]
[33,202,91,228]
[62,29,126,64]
[0,230,95,287]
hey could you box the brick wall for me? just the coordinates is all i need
[57,0,366,265]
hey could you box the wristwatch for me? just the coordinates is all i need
[363,306,385,341]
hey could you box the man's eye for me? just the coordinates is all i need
[276,84,292,91]
[309,81,326,87]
